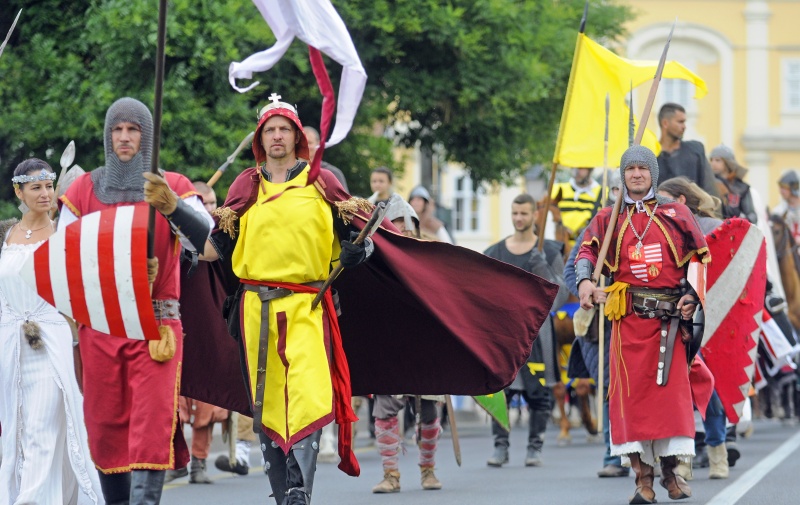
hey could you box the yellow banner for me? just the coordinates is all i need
[553,34,707,168]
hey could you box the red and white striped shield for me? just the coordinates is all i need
[700,218,767,423]
[19,205,160,341]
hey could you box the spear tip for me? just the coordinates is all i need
[579,1,589,33]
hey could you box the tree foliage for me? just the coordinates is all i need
[0,0,631,218]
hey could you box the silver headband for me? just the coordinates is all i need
[12,171,57,185]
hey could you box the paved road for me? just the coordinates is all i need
[161,411,800,505]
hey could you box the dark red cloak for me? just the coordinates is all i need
[180,168,558,413]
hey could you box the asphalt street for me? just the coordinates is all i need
[161,410,800,505]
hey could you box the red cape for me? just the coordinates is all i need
[182,168,558,408]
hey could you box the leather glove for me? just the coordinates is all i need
[339,231,372,268]
[147,257,159,285]
[143,172,178,215]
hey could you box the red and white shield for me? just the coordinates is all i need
[700,218,767,422]
[19,205,160,341]
[628,242,662,282]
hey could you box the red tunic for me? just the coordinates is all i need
[60,172,197,473]
[578,200,709,445]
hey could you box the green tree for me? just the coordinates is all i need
[0,0,631,219]
[337,0,632,185]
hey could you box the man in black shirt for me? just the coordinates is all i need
[656,102,720,198]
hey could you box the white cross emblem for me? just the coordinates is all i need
[268,93,282,105]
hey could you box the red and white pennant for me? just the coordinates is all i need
[19,205,160,341]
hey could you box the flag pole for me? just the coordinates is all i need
[590,19,675,284]
[148,0,168,259]
[538,0,589,251]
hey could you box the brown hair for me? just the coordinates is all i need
[512,193,536,207]
[372,166,393,182]
[658,177,720,218]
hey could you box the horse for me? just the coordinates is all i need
[769,215,800,330]
[538,199,598,443]
[760,214,800,421]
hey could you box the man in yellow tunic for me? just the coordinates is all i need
[200,95,371,505]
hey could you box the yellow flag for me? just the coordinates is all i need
[553,34,707,168]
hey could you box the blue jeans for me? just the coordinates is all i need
[703,390,726,447]
[603,389,623,467]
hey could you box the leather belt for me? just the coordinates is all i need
[152,299,180,320]
[629,290,681,387]
[242,281,325,434]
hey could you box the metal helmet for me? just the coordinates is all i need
[779,170,800,197]
[408,185,432,202]
[91,97,154,204]
[385,193,419,233]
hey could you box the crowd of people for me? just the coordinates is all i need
[1,93,799,505]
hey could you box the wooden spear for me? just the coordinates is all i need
[147,0,168,260]
[596,93,609,435]
[589,20,675,285]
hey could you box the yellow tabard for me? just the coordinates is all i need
[232,168,340,447]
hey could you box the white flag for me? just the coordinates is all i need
[230,0,367,147]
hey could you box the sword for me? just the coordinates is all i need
[310,201,388,310]
[445,395,462,467]
[207,131,256,188]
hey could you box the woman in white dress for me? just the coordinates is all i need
[0,158,104,505]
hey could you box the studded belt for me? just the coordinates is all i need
[152,299,180,320]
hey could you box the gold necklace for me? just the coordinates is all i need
[18,221,52,240]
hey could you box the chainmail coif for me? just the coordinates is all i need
[91,97,154,204]
[619,145,670,204]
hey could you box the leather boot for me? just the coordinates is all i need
[372,470,401,493]
[660,456,691,500]
[99,472,131,505]
[190,456,213,484]
[420,467,442,490]
[707,444,729,479]
[129,470,165,505]
[486,445,509,467]
[628,453,656,504]
[487,418,510,467]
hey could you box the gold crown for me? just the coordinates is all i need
[258,93,298,120]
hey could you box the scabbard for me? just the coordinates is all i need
[656,316,680,387]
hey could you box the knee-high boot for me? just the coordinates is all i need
[660,456,692,500]
[129,470,165,505]
[284,430,321,505]
[628,453,656,504]
[99,472,131,505]
[260,432,289,505]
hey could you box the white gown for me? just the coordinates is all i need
[0,238,104,505]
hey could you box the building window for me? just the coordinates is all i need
[663,79,693,108]
[785,59,800,113]
[453,175,480,233]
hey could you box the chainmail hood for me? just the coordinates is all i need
[619,145,669,204]
[91,97,154,204]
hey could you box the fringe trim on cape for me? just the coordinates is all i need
[212,207,239,239]
[334,198,374,225]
